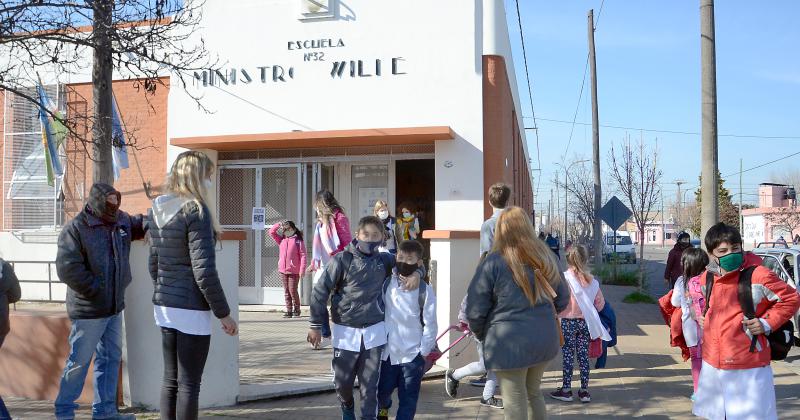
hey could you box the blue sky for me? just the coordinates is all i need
[507,0,800,212]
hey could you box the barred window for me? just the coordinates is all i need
[2,86,66,231]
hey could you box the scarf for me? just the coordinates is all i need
[311,216,340,269]
[398,215,416,240]
[564,270,612,341]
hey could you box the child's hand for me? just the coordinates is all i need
[697,315,705,329]
[399,271,421,291]
[307,263,316,272]
[743,317,765,335]
[307,329,322,347]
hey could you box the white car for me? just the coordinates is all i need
[602,232,636,264]
[751,243,800,346]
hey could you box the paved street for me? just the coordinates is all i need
[5,246,800,419]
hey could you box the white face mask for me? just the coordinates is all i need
[402,211,411,218]
[203,179,212,190]
[378,210,389,220]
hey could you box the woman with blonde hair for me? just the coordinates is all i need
[149,150,238,420]
[550,245,609,404]
[466,206,570,420]
[373,200,397,254]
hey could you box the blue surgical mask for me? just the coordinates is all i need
[357,240,382,254]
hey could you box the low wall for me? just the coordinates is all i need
[0,308,94,404]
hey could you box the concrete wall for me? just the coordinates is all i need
[428,236,480,369]
[122,240,240,409]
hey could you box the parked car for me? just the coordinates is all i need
[603,231,636,264]
[751,243,800,346]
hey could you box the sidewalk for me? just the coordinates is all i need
[8,284,798,419]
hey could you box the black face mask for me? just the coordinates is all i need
[396,262,418,277]
[87,183,121,224]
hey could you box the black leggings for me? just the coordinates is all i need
[160,327,211,420]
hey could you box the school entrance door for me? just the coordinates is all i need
[218,164,332,305]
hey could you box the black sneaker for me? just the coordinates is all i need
[578,389,591,403]
[293,308,302,317]
[480,396,503,409]
[550,387,574,402]
[282,311,293,318]
[445,369,459,398]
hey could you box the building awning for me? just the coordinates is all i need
[171,126,455,151]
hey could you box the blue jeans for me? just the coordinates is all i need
[54,313,123,420]
[377,355,425,420]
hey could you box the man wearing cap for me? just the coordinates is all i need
[54,183,145,420]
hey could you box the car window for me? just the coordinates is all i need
[607,236,632,245]
[762,255,792,284]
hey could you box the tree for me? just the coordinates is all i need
[688,171,739,235]
[0,0,216,185]
[554,157,595,243]
[765,206,800,240]
[608,134,662,292]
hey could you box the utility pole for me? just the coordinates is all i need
[700,0,719,243]
[661,190,666,248]
[549,188,553,233]
[739,158,743,231]
[675,180,686,229]
[589,8,603,264]
[564,170,569,242]
[92,0,114,185]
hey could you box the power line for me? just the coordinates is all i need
[514,0,542,196]
[722,151,800,178]
[524,117,800,140]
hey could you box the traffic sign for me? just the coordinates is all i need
[599,196,632,231]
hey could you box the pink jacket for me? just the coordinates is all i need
[269,223,308,276]
[331,210,352,255]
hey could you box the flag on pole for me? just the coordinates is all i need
[35,84,65,186]
[111,91,129,180]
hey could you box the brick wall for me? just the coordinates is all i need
[63,78,169,219]
[0,90,5,230]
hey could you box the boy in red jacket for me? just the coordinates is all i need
[693,223,799,420]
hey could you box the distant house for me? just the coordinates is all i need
[621,214,679,246]
[742,183,800,247]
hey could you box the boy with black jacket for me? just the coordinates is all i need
[307,216,424,420]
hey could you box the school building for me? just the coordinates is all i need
[0,0,535,408]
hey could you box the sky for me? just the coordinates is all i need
[506,0,800,214]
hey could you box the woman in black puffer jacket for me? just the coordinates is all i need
[148,151,237,420]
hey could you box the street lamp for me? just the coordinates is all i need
[559,159,590,244]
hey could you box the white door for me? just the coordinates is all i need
[218,164,302,305]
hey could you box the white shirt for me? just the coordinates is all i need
[381,276,438,364]
[331,321,387,351]
[154,305,212,336]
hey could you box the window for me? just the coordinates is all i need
[2,86,65,231]
[761,255,792,284]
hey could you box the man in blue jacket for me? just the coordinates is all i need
[54,183,145,420]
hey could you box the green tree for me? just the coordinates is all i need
[688,171,739,235]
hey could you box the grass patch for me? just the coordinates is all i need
[623,291,657,304]
[592,263,639,286]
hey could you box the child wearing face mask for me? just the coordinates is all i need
[693,223,799,420]
[307,216,426,420]
[377,240,437,420]
[373,200,397,254]
[269,220,307,318]
[396,204,420,241]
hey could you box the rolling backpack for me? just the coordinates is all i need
[704,266,795,361]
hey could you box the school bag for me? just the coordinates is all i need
[704,266,795,361]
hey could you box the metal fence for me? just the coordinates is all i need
[6,260,64,302]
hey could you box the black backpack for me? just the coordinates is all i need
[704,267,795,361]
